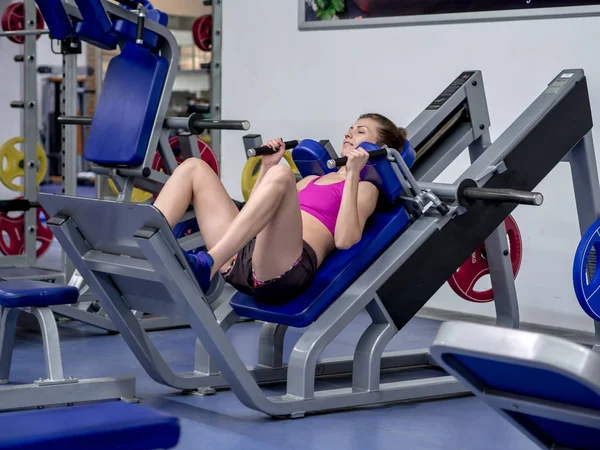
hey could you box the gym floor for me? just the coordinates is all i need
[11,184,537,450]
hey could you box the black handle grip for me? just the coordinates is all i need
[136,11,145,44]
[0,200,40,213]
[246,140,299,158]
[327,148,388,169]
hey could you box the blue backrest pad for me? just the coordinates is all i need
[85,42,168,167]
[293,139,415,203]
[448,354,600,410]
[230,204,411,327]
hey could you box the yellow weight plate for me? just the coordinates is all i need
[0,136,48,192]
[108,179,153,203]
[240,151,299,202]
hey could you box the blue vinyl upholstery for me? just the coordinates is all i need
[230,138,414,327]
[0,402,180,450]
[84,42,168,167]
[0,280,78,308]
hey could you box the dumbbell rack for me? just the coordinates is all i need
[0,0,72,285]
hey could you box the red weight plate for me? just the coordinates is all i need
[193,14,212,51]
[447,215,523,303]
[151,137,219,198]
[0,198,53,257]
[1,2,44,44]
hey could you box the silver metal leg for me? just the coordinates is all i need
[31,307,65,381]
[0,308,20,383]
[194,301,239,377]
[287,293,374,399]
[258,322,288,368]
[486,224,520,329]
[352,296,398,392]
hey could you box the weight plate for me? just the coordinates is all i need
[447,215,523,303]
[0,136,48,192]
[0,196,53,257]
[573,217,600,320]
[1,2,44,44]
[241,151,299,202]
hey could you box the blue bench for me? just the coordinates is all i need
[0,280,137,413]
[430,321,600,450]
[230,140,415,327]
[0,401,180,450]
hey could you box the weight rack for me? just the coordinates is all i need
[0,0,73,285]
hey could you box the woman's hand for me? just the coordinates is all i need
[345,147,370,175]
[261,137,286,168]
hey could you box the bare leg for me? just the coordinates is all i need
[153,158,239,270]
[208,165,302,278]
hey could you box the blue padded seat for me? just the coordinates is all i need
[446,353,600,450]
[84,42,168,167]
[0,402,180,450]
[0,280,78,308]
[230,205,410,328]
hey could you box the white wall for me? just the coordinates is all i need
[221,0,600,333]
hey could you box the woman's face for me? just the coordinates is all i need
[341,118,380,156]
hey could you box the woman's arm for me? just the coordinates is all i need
[248,138,285,198]
[334,177,379,249]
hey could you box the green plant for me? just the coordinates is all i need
[315,0,345,20]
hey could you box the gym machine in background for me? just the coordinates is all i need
[0,0,78,284]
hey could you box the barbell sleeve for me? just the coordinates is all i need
[462,187,544,206]
[327,149,388,169]
[246,140,299,158]
[188,115,250,134]
[58,116,93,126]
[0,29,50,38]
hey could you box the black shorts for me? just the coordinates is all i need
[223,239,318,304]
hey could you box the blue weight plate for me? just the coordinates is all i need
[573,217,600,320]
[173,218,204,255]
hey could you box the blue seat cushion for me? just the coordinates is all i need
[448,354,600,410]
[0,402,180,450]
[0,280,78,308]
[230,205,411,328]
[84,42,168,167]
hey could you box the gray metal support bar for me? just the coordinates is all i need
[352,296,398,392]
[31,307,65,381]
[61,44,79,283]
[258,322,288,368]
[24,0,38,267]
[194,301,239,376]
[469,128,519,329]
[0,308,20,383]
[210,0,223,166]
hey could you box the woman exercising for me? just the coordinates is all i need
[153,113,407,303]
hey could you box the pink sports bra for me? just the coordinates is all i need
[298,176,346,236]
